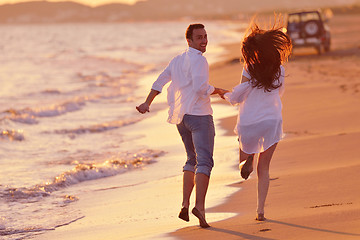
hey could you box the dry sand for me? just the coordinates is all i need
[171,13,360,240]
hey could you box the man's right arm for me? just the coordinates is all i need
[136,63,172,114]
[136,89,160,114]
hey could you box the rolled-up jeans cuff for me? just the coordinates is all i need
[183,164,196,173]
[196,166,212,177]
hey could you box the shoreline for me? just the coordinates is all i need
[170,13,360,240]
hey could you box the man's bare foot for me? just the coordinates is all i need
[178,207,189,222]
[192,208,210,228]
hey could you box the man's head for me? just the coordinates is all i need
[186,24,207,53]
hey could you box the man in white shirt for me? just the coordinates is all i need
[136,23,226,228]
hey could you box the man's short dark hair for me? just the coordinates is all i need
[186,24,205,40]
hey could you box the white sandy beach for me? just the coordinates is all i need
[27,12,360,240]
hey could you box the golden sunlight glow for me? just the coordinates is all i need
[0,0,144,7]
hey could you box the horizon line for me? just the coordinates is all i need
[0,0,145,8]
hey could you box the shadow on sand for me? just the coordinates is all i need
[290,46,359,60]
[267,219,360,237]
[180,218,360,240]
[207,227,276,240]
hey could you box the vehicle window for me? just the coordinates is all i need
[288,15,300,23]
[301,12,320,21]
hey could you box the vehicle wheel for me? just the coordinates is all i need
[316,45,322,55]
[324,39,331,52]
[324,44,330,52]
[304,20,321,37]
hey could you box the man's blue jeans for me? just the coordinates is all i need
[176,114,215,177]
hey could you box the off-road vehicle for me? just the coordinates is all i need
[286,10,331,54]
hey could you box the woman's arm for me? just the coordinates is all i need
[224,81,252,105]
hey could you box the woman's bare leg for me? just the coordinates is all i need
[240,148,254,162]
[240,148,255,179]
[256,143,277,218]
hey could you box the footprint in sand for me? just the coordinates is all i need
[309,202,353,208]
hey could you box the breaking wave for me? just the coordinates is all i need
[0,149,165,203]
[3,99,85,124]
[0,129,25,141]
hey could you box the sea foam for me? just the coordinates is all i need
[0,149,165,203]
[0,129,25,141]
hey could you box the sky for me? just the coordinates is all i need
[0,0,145,6]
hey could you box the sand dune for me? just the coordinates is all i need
[0,0,359,22]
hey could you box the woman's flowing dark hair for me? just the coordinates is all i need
[241,24,292,92]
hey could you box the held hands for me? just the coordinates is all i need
[215,88,229,99]
[136,102,150,114]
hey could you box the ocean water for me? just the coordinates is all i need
[0,21,245,239]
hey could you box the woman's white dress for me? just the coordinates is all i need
[224,65,285,154]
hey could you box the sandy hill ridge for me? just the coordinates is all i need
[0,0,359,23]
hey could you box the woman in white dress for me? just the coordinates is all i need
[224,24,292,221]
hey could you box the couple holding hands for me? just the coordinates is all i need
[136,22,292,228]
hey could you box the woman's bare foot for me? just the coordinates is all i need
[256,213,266,221]
[240,155,254,180]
